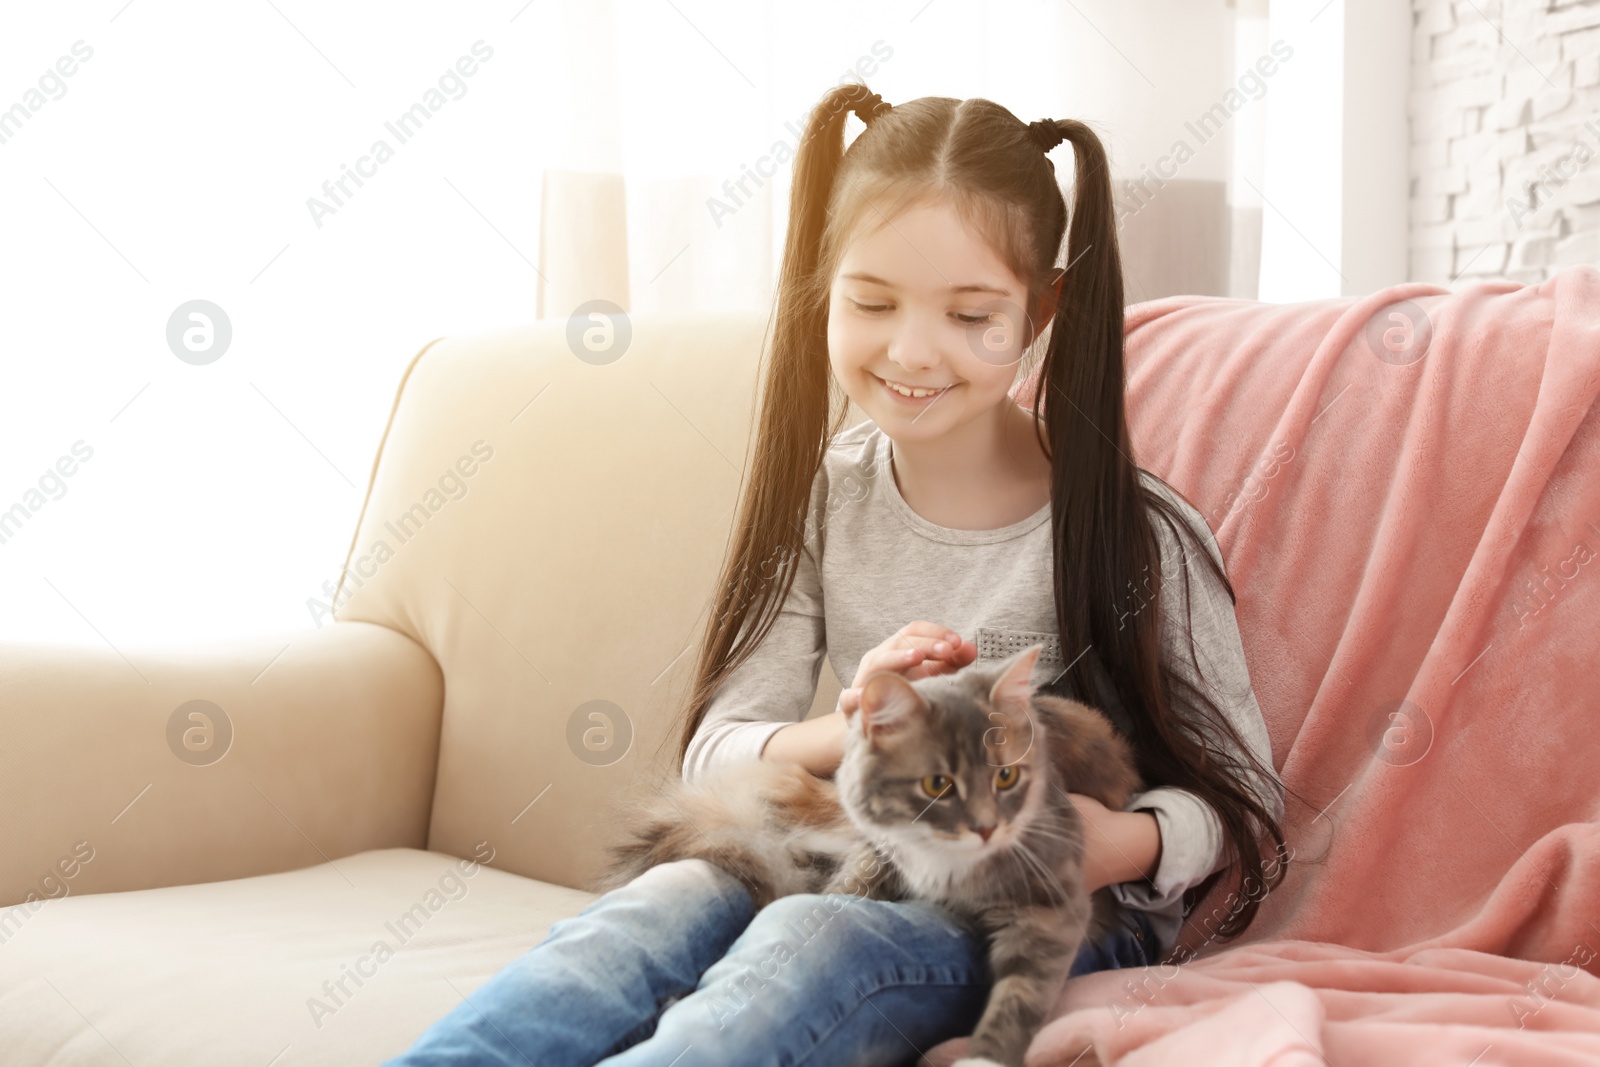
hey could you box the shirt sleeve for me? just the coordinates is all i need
[1109,487,1284,916]
[681,479,829,786]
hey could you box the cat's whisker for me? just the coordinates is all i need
[1000,844,1030,897]
[1024,825,1088,851]
[1012,848,1067,912]
[996,837,1039,898]
[1010,840,1071,906]
[1018,820,1085,852]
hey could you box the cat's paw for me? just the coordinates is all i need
[950,1059,1008,1067]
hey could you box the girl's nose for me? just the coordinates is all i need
[886,315,940,372]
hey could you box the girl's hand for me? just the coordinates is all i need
[1068,793,1163,892]
[763,621,971,777]
[837,621,978,718]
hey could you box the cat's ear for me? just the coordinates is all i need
[858,671,926,742]
[989,643,1044,712]
[984,645,1044,766]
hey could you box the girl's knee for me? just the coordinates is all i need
[749,891,854,943]
[744,891,982,967]
[572,858,754,941]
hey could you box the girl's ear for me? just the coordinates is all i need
[1029,268,1067,339]
[859,672,926,742]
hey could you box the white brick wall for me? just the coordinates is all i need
[1410,0,1600,283]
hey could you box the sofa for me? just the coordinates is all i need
[5,267,1600,1066]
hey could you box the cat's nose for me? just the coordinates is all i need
[974,825,994,843]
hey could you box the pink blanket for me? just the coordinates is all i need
[928,266,1600,1064]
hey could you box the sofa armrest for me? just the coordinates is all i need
[0,620,442,907]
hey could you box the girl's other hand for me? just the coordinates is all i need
[1068,792,1162,892]
[837,621,977,718]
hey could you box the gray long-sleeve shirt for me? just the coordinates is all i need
[682,418,1284,952]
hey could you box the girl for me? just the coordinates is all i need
[387,83,1287,1067]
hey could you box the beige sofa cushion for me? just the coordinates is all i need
[332,313,832,892]
[0,849,595,1065]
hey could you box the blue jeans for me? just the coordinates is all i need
[383,858,1162,1067]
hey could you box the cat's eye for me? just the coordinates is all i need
[994,765,1022,791]
[920,774,953,799]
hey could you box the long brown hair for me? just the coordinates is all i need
[670,84,1290,942]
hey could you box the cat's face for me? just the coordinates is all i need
[836,645,1052,870]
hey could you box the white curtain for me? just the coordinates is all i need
[536,0,1291,319]
[0,0,1313,648]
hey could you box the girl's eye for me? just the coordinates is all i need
[994,765,1021,790]
[844,299,992,326]
[920,774,952,799]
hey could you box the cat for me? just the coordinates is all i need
[597,643,1142,1067]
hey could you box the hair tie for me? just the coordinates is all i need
[854,91,892,127]
[1027,118,1066,153]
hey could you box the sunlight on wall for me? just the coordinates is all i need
[1259,0,1345,302]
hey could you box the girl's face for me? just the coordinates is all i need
[827,198,1046,438]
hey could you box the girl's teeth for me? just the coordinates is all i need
[882,378,945,398]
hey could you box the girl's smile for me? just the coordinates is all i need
[872,371,958,405]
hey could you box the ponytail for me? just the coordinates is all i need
[1026,117,1293,942]
[670,83,887,769]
